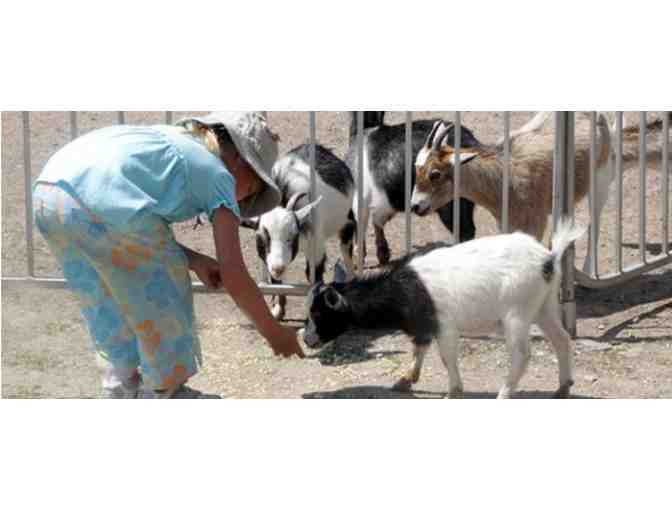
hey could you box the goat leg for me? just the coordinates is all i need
[270,278,286,321]
[392,343,429,393]
[497,318,532,399]
[338,217,357,279]
[436,332,464,399]
[436,200,477,243]
[553,380,574,399]
[374,225,391,266]
[305,255,327,284]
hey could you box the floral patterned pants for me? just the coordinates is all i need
[33,184,201,393]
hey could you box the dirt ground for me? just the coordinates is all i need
[2,111,671,399]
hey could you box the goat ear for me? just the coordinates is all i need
[240,217,260,230]
[324,287,348,311]
[449,151,479,166]
[295,196,323,231]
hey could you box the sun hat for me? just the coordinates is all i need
[177,111,282,218]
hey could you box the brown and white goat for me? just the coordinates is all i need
[411,112,670,272]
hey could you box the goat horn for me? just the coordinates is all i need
[436,123,456,149]
[286,192,308,211]
[426,121,443,149]
[432,122,454,151]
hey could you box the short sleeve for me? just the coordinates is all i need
[187,157,241,222]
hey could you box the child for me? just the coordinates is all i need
[33,111,304,398]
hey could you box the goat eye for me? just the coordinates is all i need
[429,170,442,182]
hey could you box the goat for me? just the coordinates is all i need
[345,112,480,266]
[301,220,586,399]
[411,112,671,274]
[241,143,357,320]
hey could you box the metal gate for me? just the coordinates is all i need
[571,112,671,288]
[3,111,670,336]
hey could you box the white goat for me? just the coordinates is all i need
[302,220,586,399]
[242,144,356,320]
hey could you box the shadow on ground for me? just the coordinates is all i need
[172,386,222,399]
[303,386,596,399]
[579,301,672,344]
[305,329,407,367]
[577,269,672,319]
[576,267,672,343]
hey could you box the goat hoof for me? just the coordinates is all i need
[553,381,574,399]
[497,389,513,399]
[445,388,464,400]
[271,304,286,321]
[392,378,413,393]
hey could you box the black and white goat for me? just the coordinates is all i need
[242,144,357,320]
[346,112,480,266]
[301,220,585,399]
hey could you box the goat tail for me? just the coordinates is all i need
[551,219,587,264]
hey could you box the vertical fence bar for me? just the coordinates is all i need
[614,112,624,272]
[502,112,511,234]
[663,112,670,254]
[118,111,125,124]
[405,111,413,255]
[308,112,318,283]
[562,112,576,336]
[552,112,564,230]
[22,112,35,278]
[588,111,598,277]
[257,115,271,286]
[453,112,462,243]
[639,112,647,264]
[165,111,174,125]
[356,111,365,275]
[566,112,576,224]
[70,111,78,140]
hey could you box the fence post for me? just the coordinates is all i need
[356,111,365,274]
[70,112,79,140]
[558,111,577,337]
[405,111,413,255]
[453,112,462,242]
[308,112,317,283]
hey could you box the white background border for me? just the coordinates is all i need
[2,1,671,509]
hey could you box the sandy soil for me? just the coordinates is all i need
[2,111,671,398]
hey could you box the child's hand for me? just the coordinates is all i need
[271,326,305,359]
[192,255,223,290]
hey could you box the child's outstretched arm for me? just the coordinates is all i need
[212,207,305,359]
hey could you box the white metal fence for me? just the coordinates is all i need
[574,112,671,289]
[2,111,670,336]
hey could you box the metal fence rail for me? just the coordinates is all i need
[575,111,672,290]
[3,111,671,336]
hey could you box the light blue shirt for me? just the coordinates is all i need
[36,124,240,227]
